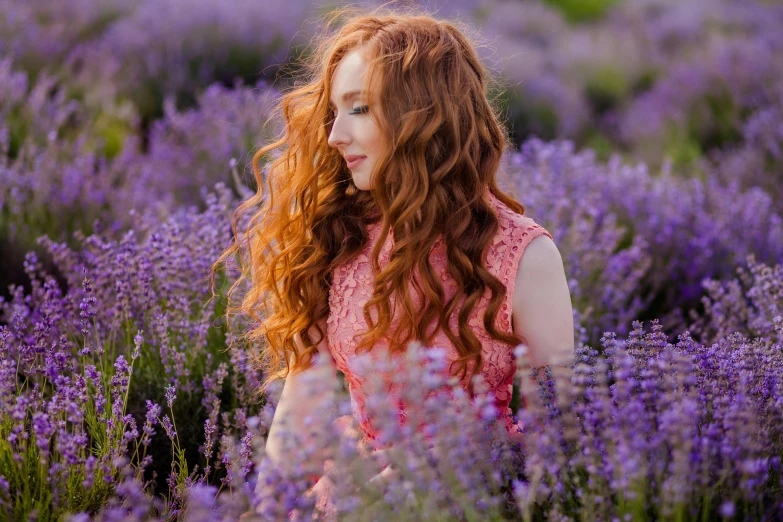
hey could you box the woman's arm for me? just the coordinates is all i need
[511,235,575,411]
[264,317,338,477]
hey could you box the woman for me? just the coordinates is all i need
[218,5,575,520]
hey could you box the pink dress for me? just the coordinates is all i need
[299,191,552,519]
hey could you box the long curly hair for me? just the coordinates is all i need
[212,4,528,395]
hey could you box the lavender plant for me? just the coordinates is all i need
[503,138,783,342]
[689,255,783,348]
[62,0,318,122]
[1,54,279,248]
[0,53,137,257]
[705,90,783,214]
[0,185,263,521]
[0,0,129,77]
[617,35,783,172]
[512,320,783,521]
[5,227,783,520]
[5,0,783,162]
[106,79,281,220]
[1,59,279,308]
[89,317,783,521]
[198,342,530,522]
[467,0,783,163]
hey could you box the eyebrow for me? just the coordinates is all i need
[328,90,368,108]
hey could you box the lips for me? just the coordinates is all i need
[345,155,366,169]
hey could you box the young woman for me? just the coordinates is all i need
[218,6,575,519]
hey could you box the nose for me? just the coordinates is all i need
[327,114,351,149]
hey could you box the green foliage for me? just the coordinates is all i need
[0,255,255,518]
[222,41,278,86]
[687,88,744,152]
[542,0,622,23]
[663,123,705,178]
[135,78,167,128]
[0,359,124,521]
[90,112,134,160]
[5,105,29,161]
[630,68,660,97]
[582,130,615,163]
[584,65,629,116]
[69,9,128,48]
[503,87,560,144]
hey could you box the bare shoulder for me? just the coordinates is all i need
[513,234,564,290]
[511,234,574,364]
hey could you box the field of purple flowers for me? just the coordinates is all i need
[1,0,783,520]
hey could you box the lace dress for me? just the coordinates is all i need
[297,190,552,520]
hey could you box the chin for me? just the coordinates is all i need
[352,176,372,191]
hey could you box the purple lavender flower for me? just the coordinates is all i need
[79,268,97,337]
[161,415,177,440]
[132,330,143,360]
[165,383,177,409]
[507,137,783,342]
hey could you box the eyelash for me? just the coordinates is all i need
[331,105,369,118]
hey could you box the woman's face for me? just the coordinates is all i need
[327,48,383,191]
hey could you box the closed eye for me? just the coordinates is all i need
[330,105,370,119]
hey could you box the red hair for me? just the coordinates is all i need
[212,4,527,395]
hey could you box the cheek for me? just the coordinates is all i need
[360,121,383,153]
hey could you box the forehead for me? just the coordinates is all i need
[329,49,372,105]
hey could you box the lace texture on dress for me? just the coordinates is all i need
[325,191,553,443]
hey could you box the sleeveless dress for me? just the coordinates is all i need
[296,190,552,520]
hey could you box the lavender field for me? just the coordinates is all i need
[1,0,783,520]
